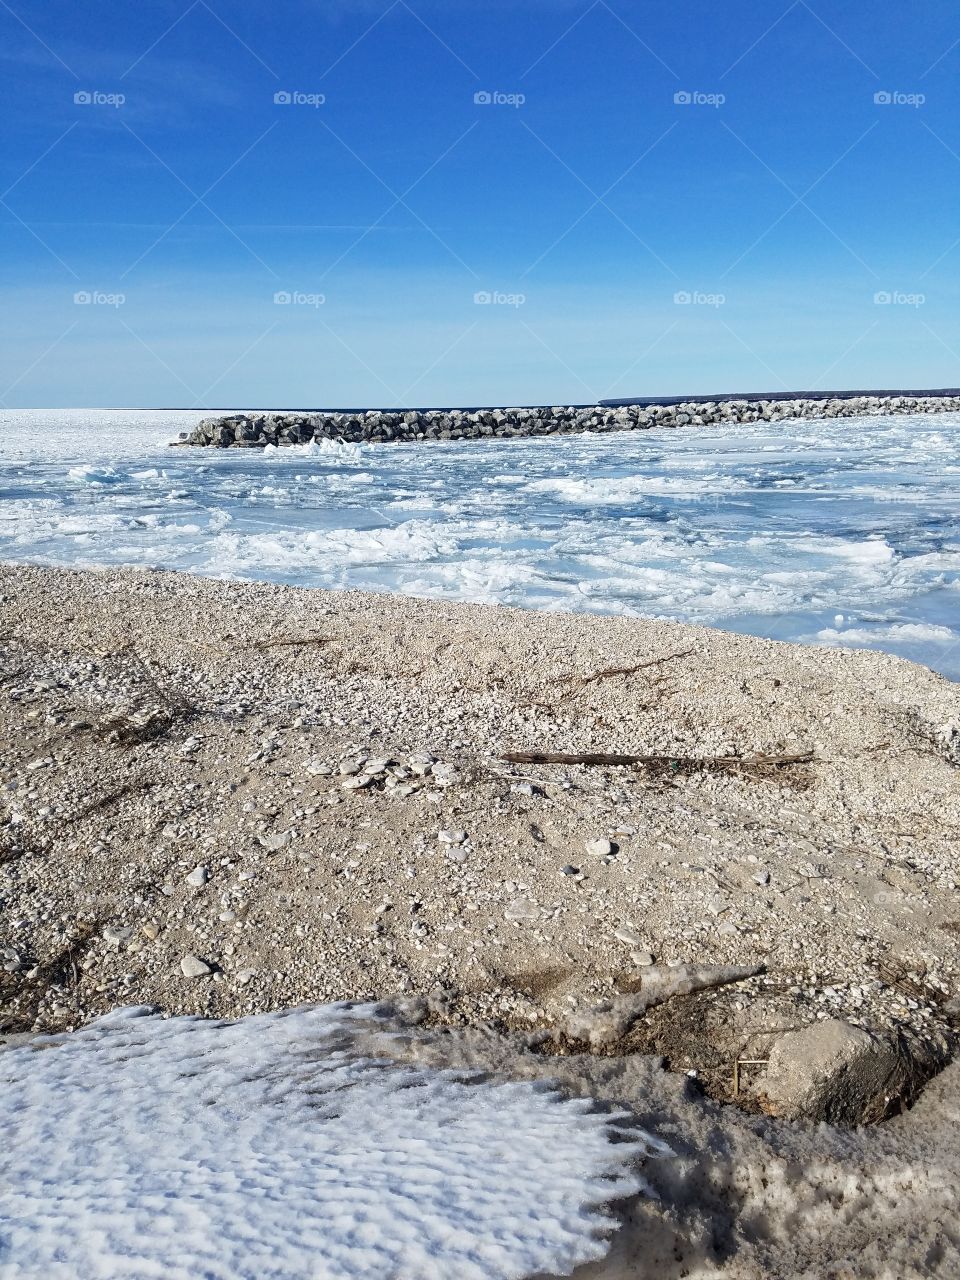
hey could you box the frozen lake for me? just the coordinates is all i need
[1,408,958,678]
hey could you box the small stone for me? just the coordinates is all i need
[630,950,656,967]
[438,829,467,845]
[585,838,617,858]
[304,758,330,776]
[505,898,540,922]
[185,865,209,888]
[180,735,201,755]
[753,869,771,886]
[141,922,160,941]
[341,775,372,790]
[364,758,392,775]
[102,925,133,950]
[614,927,643,947]
[219,910,237,923]
[259,831,291,850]
[338,759,365,776]
[798,861,827,880]
[561,864,580,876]
[236,969,257,986]
[180,953,212,978]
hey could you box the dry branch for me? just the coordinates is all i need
[558,647,695,694]
[248,634,333,652]
[502,749,814,777]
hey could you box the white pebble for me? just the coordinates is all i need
[341,775,372,791]
[585,838,616,858]
[438,829,467,845]
[614,927,642,947]
[504,899,540,922]
[180,953,211,978]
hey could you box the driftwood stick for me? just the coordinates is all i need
[502,749,814,769]
[558,647,696,690]
[247,635,333,652]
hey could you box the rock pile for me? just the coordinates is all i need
[182,394,960,448]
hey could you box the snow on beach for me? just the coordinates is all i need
[0,1002,659,1280]
[1,408,958,677]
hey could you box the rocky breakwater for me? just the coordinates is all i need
[182,393,960,448]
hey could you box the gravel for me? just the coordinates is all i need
[1,562,958,1096]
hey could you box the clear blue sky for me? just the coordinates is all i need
[1,0,958,407]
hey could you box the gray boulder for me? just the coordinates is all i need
[760,1018,910,1125]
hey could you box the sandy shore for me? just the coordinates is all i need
[2,562,960,1274]
[2,562,958,1061]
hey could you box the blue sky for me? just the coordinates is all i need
[1,0,958,407]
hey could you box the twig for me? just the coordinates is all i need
[247,634,333,652]
[66,779,154,824]
[558,647,695,693]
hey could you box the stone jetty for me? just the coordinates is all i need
[182,393,960,448]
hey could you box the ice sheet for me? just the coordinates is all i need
[1,409,958,677]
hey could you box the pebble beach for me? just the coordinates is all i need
[2,562,958,1077]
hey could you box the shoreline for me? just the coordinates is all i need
[2,562,958,1115]
[182,393,960,447]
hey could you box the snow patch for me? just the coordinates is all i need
[0,1003,656,1280]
